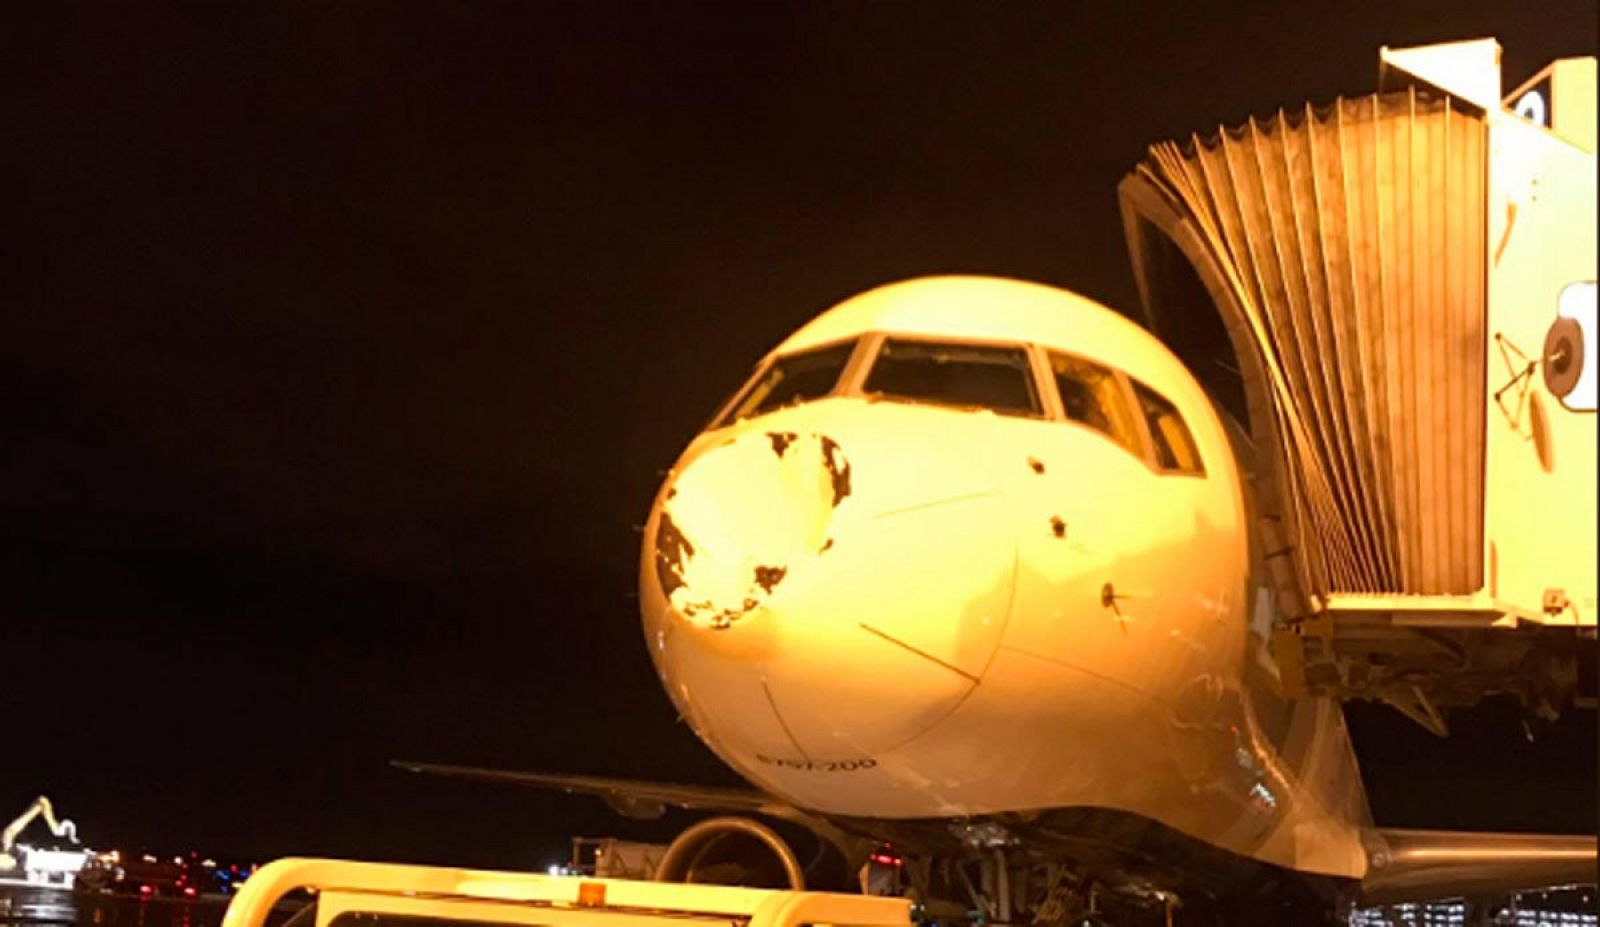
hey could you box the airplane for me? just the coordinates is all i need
[400,275,1596,927]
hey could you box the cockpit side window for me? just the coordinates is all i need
[718,339,857,426]
[863,338,1041,417]
[1047,352,1142,454]
[1132,381,1205,474]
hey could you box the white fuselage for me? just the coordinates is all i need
[639,277,1372,879]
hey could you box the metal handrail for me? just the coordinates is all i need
[223,857,911,927]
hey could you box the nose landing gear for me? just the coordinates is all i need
[911,853,1180,927]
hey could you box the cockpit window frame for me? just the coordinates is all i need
[706,336,867,430]
[1128,378,1207,477]
[857,333,1048,420]
[704,331,1205,482]
[1039,348,1147,458]
[1030,346,1208,479]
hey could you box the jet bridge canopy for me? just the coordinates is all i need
[1118,38,1597,731]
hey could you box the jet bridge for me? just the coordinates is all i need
[1118,39,1596,733]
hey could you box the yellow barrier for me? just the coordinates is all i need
[223,857,911,927]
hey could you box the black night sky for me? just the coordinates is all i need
[3,2,1596,870]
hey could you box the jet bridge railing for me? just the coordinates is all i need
[222,858,912,927]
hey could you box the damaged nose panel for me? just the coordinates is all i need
[654,432,851,629]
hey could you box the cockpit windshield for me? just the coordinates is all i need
[719,339,857,425]
[863,338,1041,416]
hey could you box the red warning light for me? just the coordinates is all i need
[139,885,154,897]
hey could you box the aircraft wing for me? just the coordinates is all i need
[1360,827,1598,905]
[391,760,793,822]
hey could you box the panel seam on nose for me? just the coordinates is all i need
[857,623,981,683]
[761,678,814,764]
[869,489,994,520]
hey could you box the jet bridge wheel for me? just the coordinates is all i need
[653,816,806,890]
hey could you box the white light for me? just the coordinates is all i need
[1554,281,1596,411]
[1515,89,1548,127]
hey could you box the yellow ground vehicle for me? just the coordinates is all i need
[222,858,911,927]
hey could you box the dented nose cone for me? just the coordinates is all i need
[652,431,848,635]
[641,417,1017,764]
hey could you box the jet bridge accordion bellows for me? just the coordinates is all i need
[1121,87,1487,600]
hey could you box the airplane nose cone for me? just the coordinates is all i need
[642,419,1016,763]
